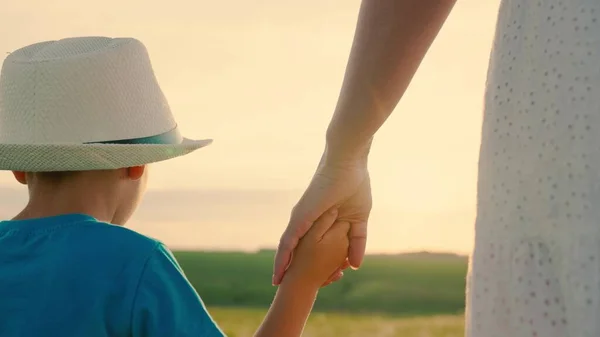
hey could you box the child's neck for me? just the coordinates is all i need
[15,189,119,224]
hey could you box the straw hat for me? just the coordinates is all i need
[0,36,212,172]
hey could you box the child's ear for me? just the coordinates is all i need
[11,171,27,185]
[126,166,146,181]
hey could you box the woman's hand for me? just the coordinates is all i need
[273,154,372,285]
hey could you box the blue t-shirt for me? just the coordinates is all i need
[0,213,225,337]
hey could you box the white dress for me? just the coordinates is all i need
[467,0,600,336]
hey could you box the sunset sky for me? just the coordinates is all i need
[0,0,501,254]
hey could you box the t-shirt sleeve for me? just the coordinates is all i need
[131,243,225,337]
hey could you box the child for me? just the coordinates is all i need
[0,37,350,337]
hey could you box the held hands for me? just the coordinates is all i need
[273,154,372,285]
[281,209,350,289]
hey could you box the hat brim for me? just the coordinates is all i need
[0,137,212,171]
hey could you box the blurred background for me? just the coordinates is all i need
[1,1,500,335]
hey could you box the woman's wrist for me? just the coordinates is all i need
[324,100,376,166]
[322,138,371,169]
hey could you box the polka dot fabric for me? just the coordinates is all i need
[467,0,600,336]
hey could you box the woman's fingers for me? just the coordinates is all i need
[322,270,344,287]
[348,221,368,269]
[321,259,351,286]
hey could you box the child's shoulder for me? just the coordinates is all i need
[72,219,165,260]
[81,220,160,246]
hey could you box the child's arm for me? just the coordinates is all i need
[253,280,318,337]
[254,210,350,337]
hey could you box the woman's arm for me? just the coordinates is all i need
[325,0,457,163]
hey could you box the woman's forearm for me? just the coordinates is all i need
[325,0,457,162]
[254,281,318,337]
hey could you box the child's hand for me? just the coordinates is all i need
[281,209,350,289]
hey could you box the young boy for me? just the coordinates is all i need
[0,37,350,337]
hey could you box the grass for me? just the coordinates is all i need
[174,250,468,315]
[209,307,464,337]
[174,250,468,336]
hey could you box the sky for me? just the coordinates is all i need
[0,0,501,254]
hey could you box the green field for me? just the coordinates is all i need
[174,250,468,336]
[209,307,464,337]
